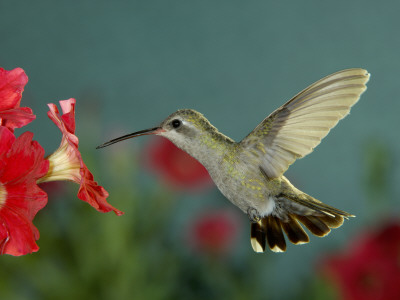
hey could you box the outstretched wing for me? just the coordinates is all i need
[239,68,370,179]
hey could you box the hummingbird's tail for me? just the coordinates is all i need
[250,193,353,253]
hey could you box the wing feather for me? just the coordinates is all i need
[240,68,370,178]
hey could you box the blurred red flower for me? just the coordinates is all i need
[0,127,49,256]
[143,137,212,190]
[0,68,35,130]
[321,220,400,300]
[38,99,123,216]
[187,210,240,255]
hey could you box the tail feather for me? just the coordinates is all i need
[251,221,266,253]
[281,215,309,245]
[284,193,354,219]
[266,217,286,252]
[250,208,351,253]
[296,215,330,237]
[319,214,344,228]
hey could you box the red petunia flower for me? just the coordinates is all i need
[143,137,212,190]
[0,68,35,130]
[320,220,400,300]
[0,127,49,256]
[187,210,241,255]
[38,99,123,216]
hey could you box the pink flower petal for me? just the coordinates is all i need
[0,127,49,256]
[0,68,28,110]
[45,99,123,216]
[0,68,35,130]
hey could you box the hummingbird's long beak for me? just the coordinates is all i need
[96,127,165,149]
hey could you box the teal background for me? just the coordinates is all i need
[1,1,399,299]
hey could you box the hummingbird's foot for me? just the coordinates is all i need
[247,207,261,223]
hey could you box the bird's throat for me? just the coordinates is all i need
[185,131,235,172]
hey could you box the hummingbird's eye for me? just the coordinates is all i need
[171,119,181,129]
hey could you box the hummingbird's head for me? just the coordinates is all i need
[96,109,217,150]
[157,109,218,146]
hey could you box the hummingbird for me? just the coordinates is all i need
[98,68,370,253]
